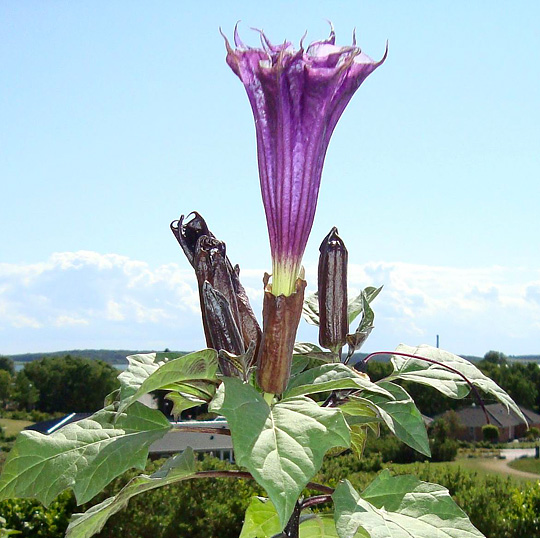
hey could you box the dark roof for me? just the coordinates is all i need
[441,403,539,429]
[24,413,92,434]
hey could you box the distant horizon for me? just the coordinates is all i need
[6,347,540,363]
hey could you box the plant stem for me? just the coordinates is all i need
[283,501,302,538]
[301,494,333,510]
[193,470,334,494]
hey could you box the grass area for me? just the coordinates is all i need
[508,457,540,474]
[0,418,34,437]
[385,457,535,484]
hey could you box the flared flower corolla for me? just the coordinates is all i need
[225,26,386,296]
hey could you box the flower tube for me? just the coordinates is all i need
[224,26,386,297]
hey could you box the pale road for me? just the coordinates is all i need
[475,448,540,481]
[500,448,536,461]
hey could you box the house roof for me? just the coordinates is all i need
[24,413,93,434]
[441,403,540,429]
[24,414,232,454]
[150,424,232,454]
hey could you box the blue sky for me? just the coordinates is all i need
[1,1,539,356]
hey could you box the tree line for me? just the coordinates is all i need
[0,355,119,414]
[1,349,539,418]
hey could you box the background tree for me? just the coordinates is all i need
[0,357,14,377]
[13,371,39,411]
[22,355,119,413]
[0,370,12,408]
[478,351,539,411]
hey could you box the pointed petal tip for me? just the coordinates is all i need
[219,27,234,54]
[299,30,308,51]
[378,40,389,65]
[233,21,245,48]
[325,20,336,44]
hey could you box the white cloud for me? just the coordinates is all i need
[1,253,539,357]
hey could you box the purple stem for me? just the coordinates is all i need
[193,470,334,494]
[363,351,490,425]
[301,494,333,510]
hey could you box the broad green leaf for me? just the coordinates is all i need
[0,402,171,506]
[333,472,485,538]
[300,515,342,538]
[239,497,281,538]
[66,448,196,538]
[117,349,218,414]
[364,382,430,457]
[239,500,346,538]
[218,341,256,381]
[291,343,336,376]
[348,286,382,325]
[166,392,207,417]
[210,378,350,528]
[302,292,320,326]
[118,352,168,399]
[301,515,368,538]
[349,426,369,459]
[346,293,376,353]
[284,363,392,400]
[389,344,527,424]
[293,343,336,362]
[341,399,380,458]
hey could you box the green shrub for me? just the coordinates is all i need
[0,491,75,538]
[482,424,500,443]
[430,438,458,462]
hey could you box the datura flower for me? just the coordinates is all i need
[224,25,386,297]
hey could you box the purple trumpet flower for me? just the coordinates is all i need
[224,25,386,296]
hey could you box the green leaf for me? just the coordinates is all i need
[66,448,196,538]
[340,398,380,458]
[293,343,335,362]
[117,349,218,414]
[118,352,166,399]
[302,292,320,326]
[210,378,350,528]
[364,382,430,457]
[389,344,527,424]
[346,290,378,353]
[0,402,171,506]
[284,363,393,400]
[333,471,485,538]
[348,286,382,325]
[348,426,369,459]
[291,343,336,376]
[166,392,207,417]
[300,515,363,538]
[239,497,282,538]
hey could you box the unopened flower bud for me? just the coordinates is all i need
[257,275,307,394]
[171,212,262,360]
[201,281,244,376]
[318,227,348,352]
[170,212,212,267]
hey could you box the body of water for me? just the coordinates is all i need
[14,362,128,372]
